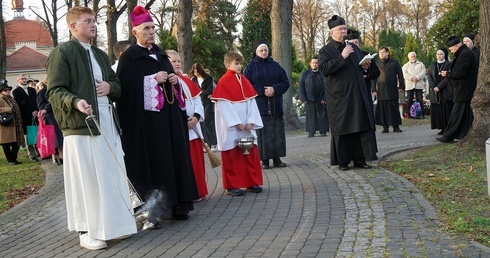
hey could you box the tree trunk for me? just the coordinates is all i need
[178,0,193,74]
[0,0,6,79]
[465,0,490,149]
[106,0,127,63]
[271,0,300,130]
[126,0,137,43]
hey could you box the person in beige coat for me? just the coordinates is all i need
[402,52,426,118]
[0,81,25,165]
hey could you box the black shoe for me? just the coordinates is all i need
[227,188,245,196]
[437,137,454,143]
[381,129,389,133]
[437,130,444,135]
[172,214,190,220]
[307,133,314,138]
[150,221,162,230]
[262,164,270,169]
[273,162,287,168]
[354,162,372,169]
[339,165,349,171]
[393,127,403,133]
[9,160,22,165]
[29,156,39,162]
[246,186,263,193]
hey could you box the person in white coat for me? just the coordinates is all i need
[402,52,426,118]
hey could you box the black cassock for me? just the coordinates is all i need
[318,40,378,166]
[117,44,198,216]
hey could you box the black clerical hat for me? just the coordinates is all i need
[328,15,345,29]
[446,36,460,47]
[345,29,360,40]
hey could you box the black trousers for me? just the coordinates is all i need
[1,142,20,162]
[202,103,217,146]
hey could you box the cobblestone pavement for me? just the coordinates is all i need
[1,124,489,257]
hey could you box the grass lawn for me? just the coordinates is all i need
[0,148,45,213]
[380,141,490,247]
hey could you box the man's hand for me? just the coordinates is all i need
[168,73,178,85]
[155,71,169,84]
[95,79,110,96]
[341,45,353,59]
[440,71,447,77]
[361,60,370,69]
[77,99,92,115]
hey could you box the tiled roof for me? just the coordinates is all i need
[5,18,53,48]
[6,46,47,72]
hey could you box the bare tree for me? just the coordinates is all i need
[403,0,432,42]
[292,0,329,61]
[0,0,6,79]
[271,0,300,129]
[178,0,193,73]
[465,1,490,149]
[106,0,128,63]
[29,0,65,46]
[150,0,178,34]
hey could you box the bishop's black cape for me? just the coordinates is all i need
[116,43,198,215]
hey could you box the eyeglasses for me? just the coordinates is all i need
[76,19,97,26]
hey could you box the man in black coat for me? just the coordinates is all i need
[374,47,405,133]
[345,29,380,114]
[116,6,198,225]
[12,73,39,161]
[318,15,378,171]
[438,36,477,143]
[299,56,329,137]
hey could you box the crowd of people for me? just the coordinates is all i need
[0,7,480,252]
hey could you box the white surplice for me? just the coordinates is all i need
[214,99,263,151]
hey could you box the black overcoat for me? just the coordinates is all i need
[375,58,405,101]
[12,86,38,132]
[446,45,477,103]
[116,43,198,206]
[428,60,452,103]
[317,40,375,135]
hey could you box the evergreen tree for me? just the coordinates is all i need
[192,21,229,78]
[239,0,272,61]
[158,29,178,52]
[426,0,479,53]
[403,33,418,64]
[378,29,406,63]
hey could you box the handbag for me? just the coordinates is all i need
[36,117,55,159]
[0,112,14,126]
[27,120,38,145]
[0,101,14,126]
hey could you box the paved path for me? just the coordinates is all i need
[1,124,489,257]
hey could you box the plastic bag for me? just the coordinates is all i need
[36,117,55,158]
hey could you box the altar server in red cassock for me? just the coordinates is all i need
[166,50,208,200]
[211,51,264,197]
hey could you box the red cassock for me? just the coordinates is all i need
[179,74,208,198]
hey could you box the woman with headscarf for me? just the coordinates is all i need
[0,81,25,165]
[244,40,290,169]
[428,47,453,135]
